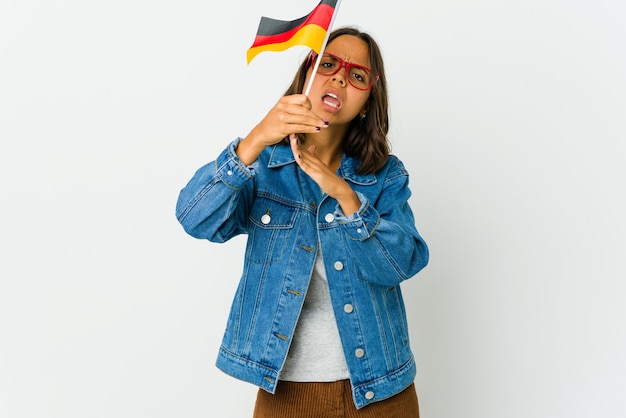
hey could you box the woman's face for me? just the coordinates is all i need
[304,35,373,126]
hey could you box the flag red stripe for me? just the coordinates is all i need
[247,24,328,63]
[249,4,335,49]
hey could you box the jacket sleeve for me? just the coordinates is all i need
[332,157,429,286]
[175,138,258,243]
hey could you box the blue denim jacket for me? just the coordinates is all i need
[176,138,429,409]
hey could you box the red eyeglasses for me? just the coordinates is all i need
[308,52,379,90]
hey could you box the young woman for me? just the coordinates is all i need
[176,27,429,417]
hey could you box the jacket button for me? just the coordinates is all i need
[333,261,344,271]
[261,214,271,224]
[325,213,335,222]
[343,304,353,313]
[365,391,375,400]
[355,348,364,358]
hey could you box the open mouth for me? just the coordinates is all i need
[322,92,341,109]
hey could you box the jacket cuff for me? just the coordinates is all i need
[333,191,380,241]
[215,137,259,189]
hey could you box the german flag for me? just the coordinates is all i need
[247,0,338,64]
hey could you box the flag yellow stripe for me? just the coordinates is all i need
[247,25,327,64]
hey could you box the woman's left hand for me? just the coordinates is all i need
[289,134,361,216]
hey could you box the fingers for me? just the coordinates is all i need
[276,95,328,133]
[290,135,345,198]
[289,134,300,159]
[282,94,312,110]
[290,134,309,167]
[290,135,321,173]
[249,94,328,152]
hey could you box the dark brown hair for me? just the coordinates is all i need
[283,27,390,174]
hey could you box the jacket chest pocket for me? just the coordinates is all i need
[247,196,298,264]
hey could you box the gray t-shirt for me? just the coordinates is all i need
[279,249,350,382]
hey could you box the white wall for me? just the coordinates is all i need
[1,1,624,417]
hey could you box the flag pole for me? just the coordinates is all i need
[303,0,342,96]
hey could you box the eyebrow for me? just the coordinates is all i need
[325,52,370,68]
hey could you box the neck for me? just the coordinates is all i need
[304,126,346,170]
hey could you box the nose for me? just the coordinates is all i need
[331,67,348,86]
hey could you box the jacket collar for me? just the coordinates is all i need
[267,144,377,186]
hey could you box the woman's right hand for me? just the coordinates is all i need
[236,94,327,165]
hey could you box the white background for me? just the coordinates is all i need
[1,0,625,417]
